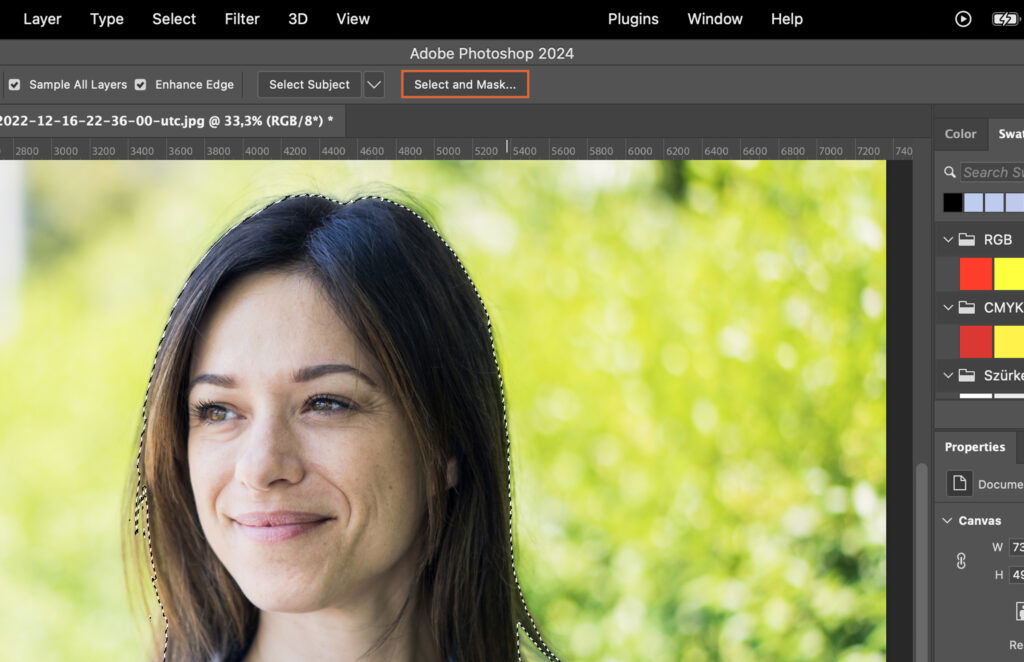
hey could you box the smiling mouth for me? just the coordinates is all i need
[231,511,334,542]
[233,510,331,526]
[234,520,330,542]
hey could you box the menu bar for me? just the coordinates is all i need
[4,7,1024,38]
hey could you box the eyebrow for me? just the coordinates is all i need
[187,363,378,395]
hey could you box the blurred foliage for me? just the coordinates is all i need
[0,160,885,661]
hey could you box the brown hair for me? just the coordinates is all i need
[124,194,558,662]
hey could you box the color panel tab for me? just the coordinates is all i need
[960,325,994,358]
[961,257,993,290]
[996,326,1024,358]
[996,258,1024,290]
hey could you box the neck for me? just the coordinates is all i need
[242,594,437,662]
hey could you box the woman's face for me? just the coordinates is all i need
[187,269,427,613]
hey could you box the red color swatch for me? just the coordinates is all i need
[960,257,993,290]
[960,325,993,358]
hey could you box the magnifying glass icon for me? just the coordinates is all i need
[944,165,957,178]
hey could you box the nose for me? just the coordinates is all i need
[234,409,305,491]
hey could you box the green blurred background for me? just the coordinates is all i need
[0,160,886,661]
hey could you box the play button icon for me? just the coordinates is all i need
[955,10,972,27]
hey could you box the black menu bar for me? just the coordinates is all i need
[4,7,1024,39]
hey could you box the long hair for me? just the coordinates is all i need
[124,194,558,661]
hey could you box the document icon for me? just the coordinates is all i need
[959,369,976,382]
[958,301,976,315]
[958,232,976,247]
[947,470,973,496]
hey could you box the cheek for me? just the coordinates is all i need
[186,441,204,504]
[187,439,229,528]
[367,438,426,533]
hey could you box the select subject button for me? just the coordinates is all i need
[401,70,530,99]
[258,71,361,98]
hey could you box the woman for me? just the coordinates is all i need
[125,194,559,662]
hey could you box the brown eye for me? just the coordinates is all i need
[192,401,236,424]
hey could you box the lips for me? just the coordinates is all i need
[233,511,331,526]
[231,511,334,542]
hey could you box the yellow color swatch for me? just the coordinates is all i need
[995,326,1024,358]
[995,258,1024,290]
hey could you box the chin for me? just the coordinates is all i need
[240,580,330,613]
[225,559,330,612]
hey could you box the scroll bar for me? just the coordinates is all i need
[915,463,928,662]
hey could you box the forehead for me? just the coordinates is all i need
[189,270,374,380]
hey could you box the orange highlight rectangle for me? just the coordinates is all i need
[400,69,530,99]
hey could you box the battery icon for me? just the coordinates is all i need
[993,12,1020,26]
